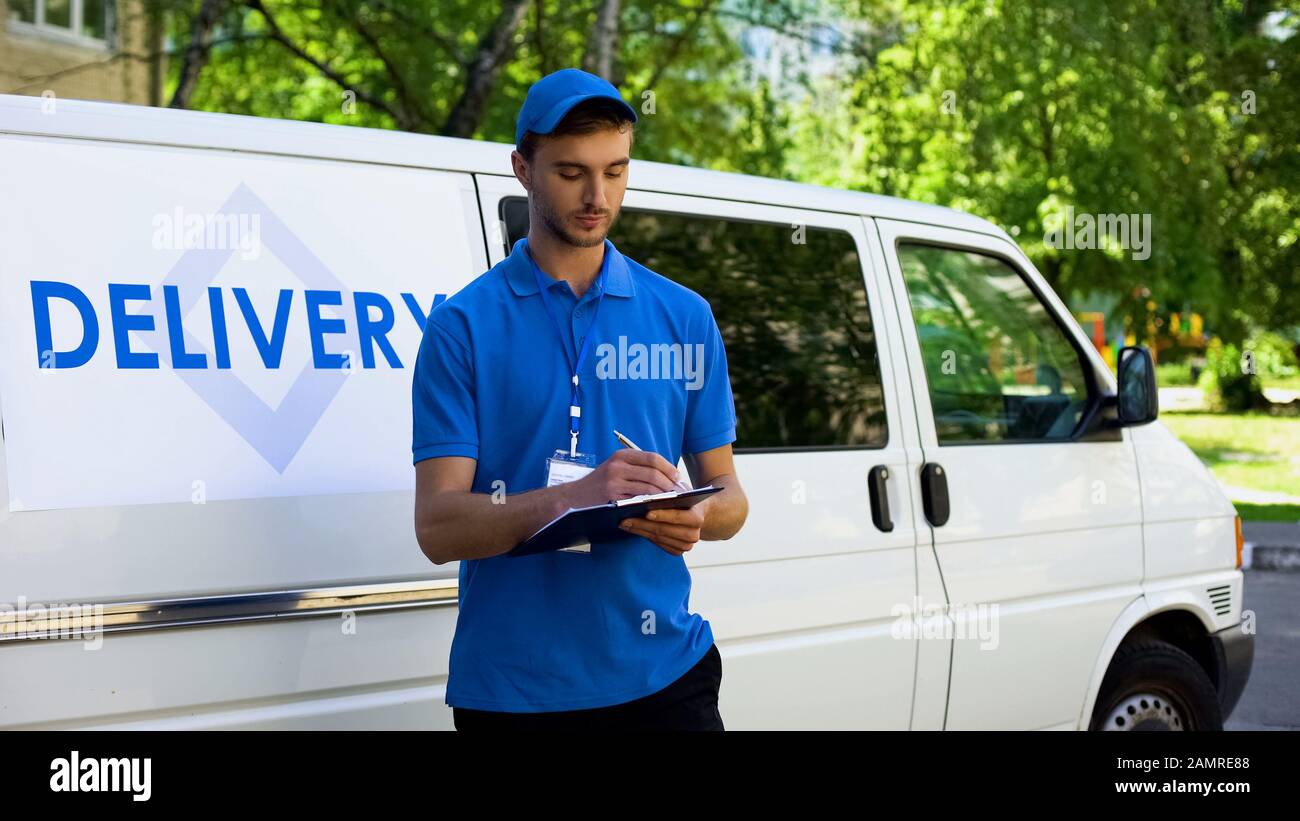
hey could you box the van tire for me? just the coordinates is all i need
[1089,640,1222,731]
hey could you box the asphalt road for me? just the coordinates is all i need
[1225,569,1299,731]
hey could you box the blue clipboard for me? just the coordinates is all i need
[508,486,723,557]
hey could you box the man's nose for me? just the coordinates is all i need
[584,178,609,210]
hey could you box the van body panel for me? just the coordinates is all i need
[1130,422,1240,579]
[1129,422,1237,522]
[2,607,452,729]
[1143,520,1241,583]
[1143,573,1246,632]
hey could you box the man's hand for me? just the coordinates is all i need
[619,501,708,556]
[562,448,681,509]
[618,444,748,554]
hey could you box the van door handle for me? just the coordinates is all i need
[867,465,894,532]
[920,463,950,527]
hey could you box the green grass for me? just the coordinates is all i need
[1264,374,1300,391]
[1232,502,1300,523]
[1154,362,1300,391]
[1160,413,1300,505]
[1156,361,1196,387]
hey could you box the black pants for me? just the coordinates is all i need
[452,642,724,731]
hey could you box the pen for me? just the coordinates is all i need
[612,429,690,491]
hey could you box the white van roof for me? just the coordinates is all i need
[0,93,1006,238]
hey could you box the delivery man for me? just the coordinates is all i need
[411,68,748,731]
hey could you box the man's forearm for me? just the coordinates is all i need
[418,483,574,564]
[698,472,748,541]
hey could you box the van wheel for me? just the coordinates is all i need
[1089,640,1222,731]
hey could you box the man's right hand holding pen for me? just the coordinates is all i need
[560,448,684,510]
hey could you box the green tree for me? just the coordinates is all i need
[792,0,1299,345]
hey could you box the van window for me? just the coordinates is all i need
[500,197,887,450]
[896,243,1088,443]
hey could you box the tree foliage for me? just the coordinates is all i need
[791,0,1299,342]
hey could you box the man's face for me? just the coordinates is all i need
[515,127,631,248]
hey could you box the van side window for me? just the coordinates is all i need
[500,197,888,449]
[896,243,1089,443]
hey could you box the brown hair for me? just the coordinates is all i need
[517,96,635,163]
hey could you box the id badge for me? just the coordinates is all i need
[544,449,597,553]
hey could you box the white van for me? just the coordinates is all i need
[0,94,1252,730]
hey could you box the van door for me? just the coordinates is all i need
[476,174,923,729]
[874,219,1144,730]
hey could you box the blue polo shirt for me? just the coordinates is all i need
[411,236,737,712]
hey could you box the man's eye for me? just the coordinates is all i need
[560,173,581,180]
[605,172,624,179]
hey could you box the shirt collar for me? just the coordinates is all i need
[505,236,635,298]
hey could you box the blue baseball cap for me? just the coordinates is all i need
[515,68,637,146]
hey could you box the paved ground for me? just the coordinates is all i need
[1244,521,1300,545]
[1243,521,1300,572]
[1224,569,1299,730]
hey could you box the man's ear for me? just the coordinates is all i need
[511,150,532,192]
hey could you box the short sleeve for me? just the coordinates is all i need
[682,309,738,454]
[412,314,479,463]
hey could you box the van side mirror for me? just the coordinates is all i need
[1115,346,1158,426]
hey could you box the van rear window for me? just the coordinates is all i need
[501,198,888,450]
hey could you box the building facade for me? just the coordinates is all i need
[1,0,160,105]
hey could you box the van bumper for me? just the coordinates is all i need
[1209,621,1254,720]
